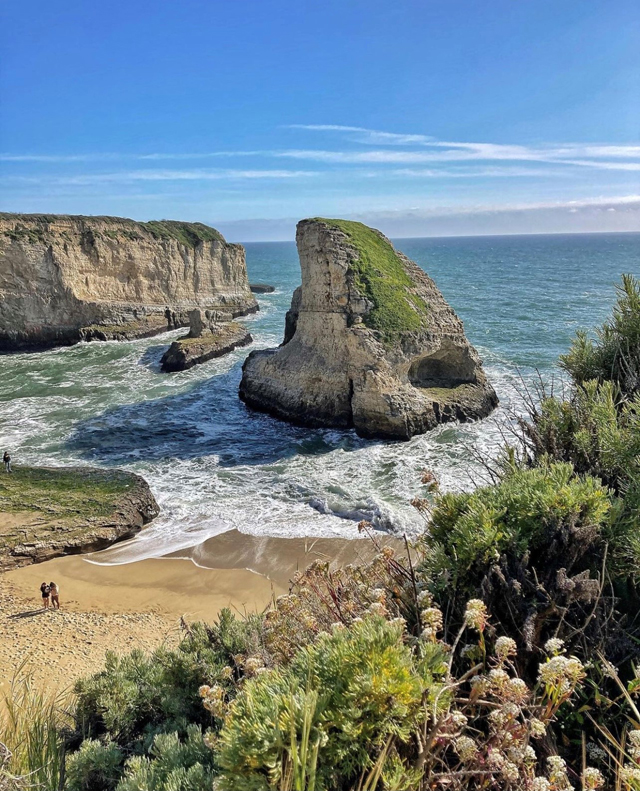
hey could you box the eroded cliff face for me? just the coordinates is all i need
[0,214,258,350]
[240,218,498,440]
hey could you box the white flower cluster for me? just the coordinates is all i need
[538,655,585,696]
[420,607,443,641]
[199,684,225,718]
[547,755,574,791]
[544,637,565,656]
[629,730,640,761]
[582,766,605,789]
[465,599,488,631]
[531,778,551,791]
[530,717,546,738]
[619,730,640,788]
[454,735,478,763]
[495,636,517,661]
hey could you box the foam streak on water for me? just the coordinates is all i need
[1,233,638,563]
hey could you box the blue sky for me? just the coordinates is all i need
[1,0,639,240]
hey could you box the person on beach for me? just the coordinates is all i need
[40,582,51,609]
[3,450,11,473]
[49,582,60,609]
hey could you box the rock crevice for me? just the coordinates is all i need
[240,218,498,439]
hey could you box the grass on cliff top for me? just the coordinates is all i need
[313,218,428,338]
[141,220,224,247]
[0,214,225,248]
[0,466,135,521]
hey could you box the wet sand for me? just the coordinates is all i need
[168,529,395,587]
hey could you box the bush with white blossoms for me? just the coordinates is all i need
[208,595,597,791]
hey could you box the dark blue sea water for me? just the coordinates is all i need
[1,233,638,561]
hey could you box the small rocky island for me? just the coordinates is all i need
[0,466,159,569]
[0,213,258,350]
[160,308,252,372]
[240,218,498,439]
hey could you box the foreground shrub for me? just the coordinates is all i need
[66,739,123,791]
[116,726,215,791]
[215,616,436,790]
[524,379,640,494]
[211,608,598,790]
[418,461,615,658]
[73,617,256,752]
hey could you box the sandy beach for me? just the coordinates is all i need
[1,530,390,695]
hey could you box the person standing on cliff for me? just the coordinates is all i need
[3,450,11,473]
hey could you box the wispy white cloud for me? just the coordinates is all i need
[5,169,318,185]
[276,144,640,169]
[0,153,122,162]
[289,124,640,161]
[287,124,435,146]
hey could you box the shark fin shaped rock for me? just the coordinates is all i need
[240,218,498,439]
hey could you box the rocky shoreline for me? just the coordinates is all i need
[0,466,159,570]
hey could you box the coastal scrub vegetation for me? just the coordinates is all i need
[315,219,429,339]
[0,213,225,248]
[3,275,640,790]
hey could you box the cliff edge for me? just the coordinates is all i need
[239,218,498,439]
[0,214,258,350]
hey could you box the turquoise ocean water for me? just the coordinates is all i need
[1,232,638,562]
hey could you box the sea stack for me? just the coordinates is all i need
[0,214,258,350]
[239,218,498,440]
[160,308,253,372]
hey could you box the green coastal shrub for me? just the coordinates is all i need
[417,460,617,658]
[526,379,640,492]
[424,460,610,588]
[216,616,447,790]
[561,274,640,395]
[116,726,215,791]
[74,616,257,752]
[66,739,124,791]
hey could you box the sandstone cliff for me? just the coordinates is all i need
[240,218,498,440]
[0,214,258,350]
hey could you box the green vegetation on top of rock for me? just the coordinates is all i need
[0,466,137,520]
[0,213,225,248]
[0,466,156,567]
[314,218,429,337]
[140,220,224,247]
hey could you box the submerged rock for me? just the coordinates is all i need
[240,218,498,439]
[0,213,258,351]
[0,466,159,569]
[160,309,252,372]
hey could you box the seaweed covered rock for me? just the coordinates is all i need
[240,218,497,439]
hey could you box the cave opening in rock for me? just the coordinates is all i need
[408,340,478,389]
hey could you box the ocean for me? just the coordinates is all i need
[1,232,638,563]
